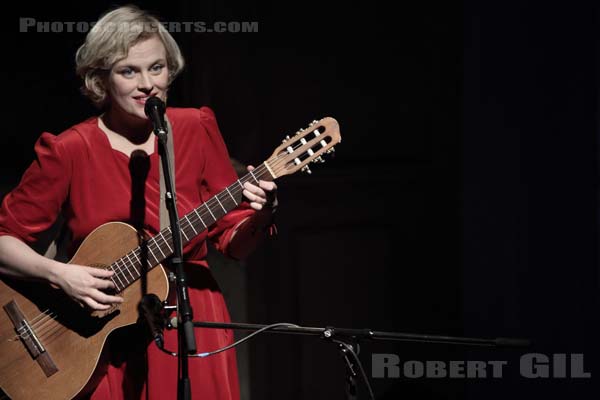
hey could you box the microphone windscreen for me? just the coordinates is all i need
[144,96,165,117]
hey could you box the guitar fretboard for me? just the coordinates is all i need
[108,163,274,291]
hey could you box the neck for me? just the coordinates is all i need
[102,108,153,145]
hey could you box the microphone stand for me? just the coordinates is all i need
[187,321,531,400]
[155,127,196,400]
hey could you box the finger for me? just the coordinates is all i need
[82,297,111,311]
[93,277,116,290]
[89,289,124,304]
[246,165,255,172]
[243,188,267,204]
[253,186,268,201]
[243,182,267,202]
[85,267,114,278]
[243,181,259,192]
[259,180,277,192]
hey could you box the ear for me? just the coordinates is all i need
[94,71,111,108]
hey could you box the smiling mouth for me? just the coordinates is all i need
[133,93,160,103]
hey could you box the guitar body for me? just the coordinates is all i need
[0,222,169,400]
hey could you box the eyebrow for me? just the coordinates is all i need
[114,58,167,69]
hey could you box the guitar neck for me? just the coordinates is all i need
[105,116,341,291]
[109,162,274,291]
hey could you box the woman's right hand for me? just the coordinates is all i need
[50,263,124,311]
[0,236,124,311]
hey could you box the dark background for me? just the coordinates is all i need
[1,1,598,399]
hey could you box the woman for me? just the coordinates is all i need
[0,5,276,399]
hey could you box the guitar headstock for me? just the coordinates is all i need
[266,117,341,178]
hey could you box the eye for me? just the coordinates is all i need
[119,67,135,77]
[150,64,164,74]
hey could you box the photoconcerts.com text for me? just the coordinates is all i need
[19,18,259,34]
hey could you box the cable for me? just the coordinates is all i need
[157,322,300,358]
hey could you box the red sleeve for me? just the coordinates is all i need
[195,107,255,255]
[0,132,72,245]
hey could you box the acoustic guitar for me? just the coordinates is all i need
[0,117,341,400]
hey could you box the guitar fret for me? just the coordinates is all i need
[148,247,160,265]
[134,248,150,270]
[114,260,129,287]
[249,170,259,184]
[225,186,238,205]
[153,238,167,259]
[124,253,139,278]
[165,226,175,243]
[185,215,198,234]
[160,231,173,253]
[108,172,261,292]
[131,250,141,265]
[110,266,124,291]
[118,268,128,288]
[194,209,207,229]
[109,276,119,292]
[121,258,136,282]
[180,225,190,241]
[215,196,227,213]
[204,203,216,221]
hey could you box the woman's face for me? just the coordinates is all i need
[107,35,169,121]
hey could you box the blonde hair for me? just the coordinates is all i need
[75,5,185,108]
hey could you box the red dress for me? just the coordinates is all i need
[0,107,252,399]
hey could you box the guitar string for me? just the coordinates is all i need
[15,162,275,342]
[109,161,273,279]
[107,159,280,285]
[33,317,68,344]
[109,126,329,282]
[20,313,60,341]
[27,307,91,342]
[6,131,335,394]
[15,308,52,335]
[12,162,280,343]
[16,311,57,341]
[17,130,332,342]
[11,310,56,341]
[17,138,318,342]
[13,161,275,339]
[19,135,320,339]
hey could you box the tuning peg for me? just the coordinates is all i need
[312,156,325,164]
[282,135,291,143]
[309,119,319,126]
[295,129,304,136]
[326,147,335,154]
[301,165,312,174]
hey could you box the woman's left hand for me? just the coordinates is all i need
[243,165,278,211]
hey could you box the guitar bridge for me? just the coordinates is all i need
[3,300,58,377]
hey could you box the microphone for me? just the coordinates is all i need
[138,293,166,348]
[144,96,168,136]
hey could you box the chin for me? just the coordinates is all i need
[129,106,147,119]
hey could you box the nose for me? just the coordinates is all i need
[138,72,154,93]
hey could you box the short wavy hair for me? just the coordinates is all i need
[75,5,185,108]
